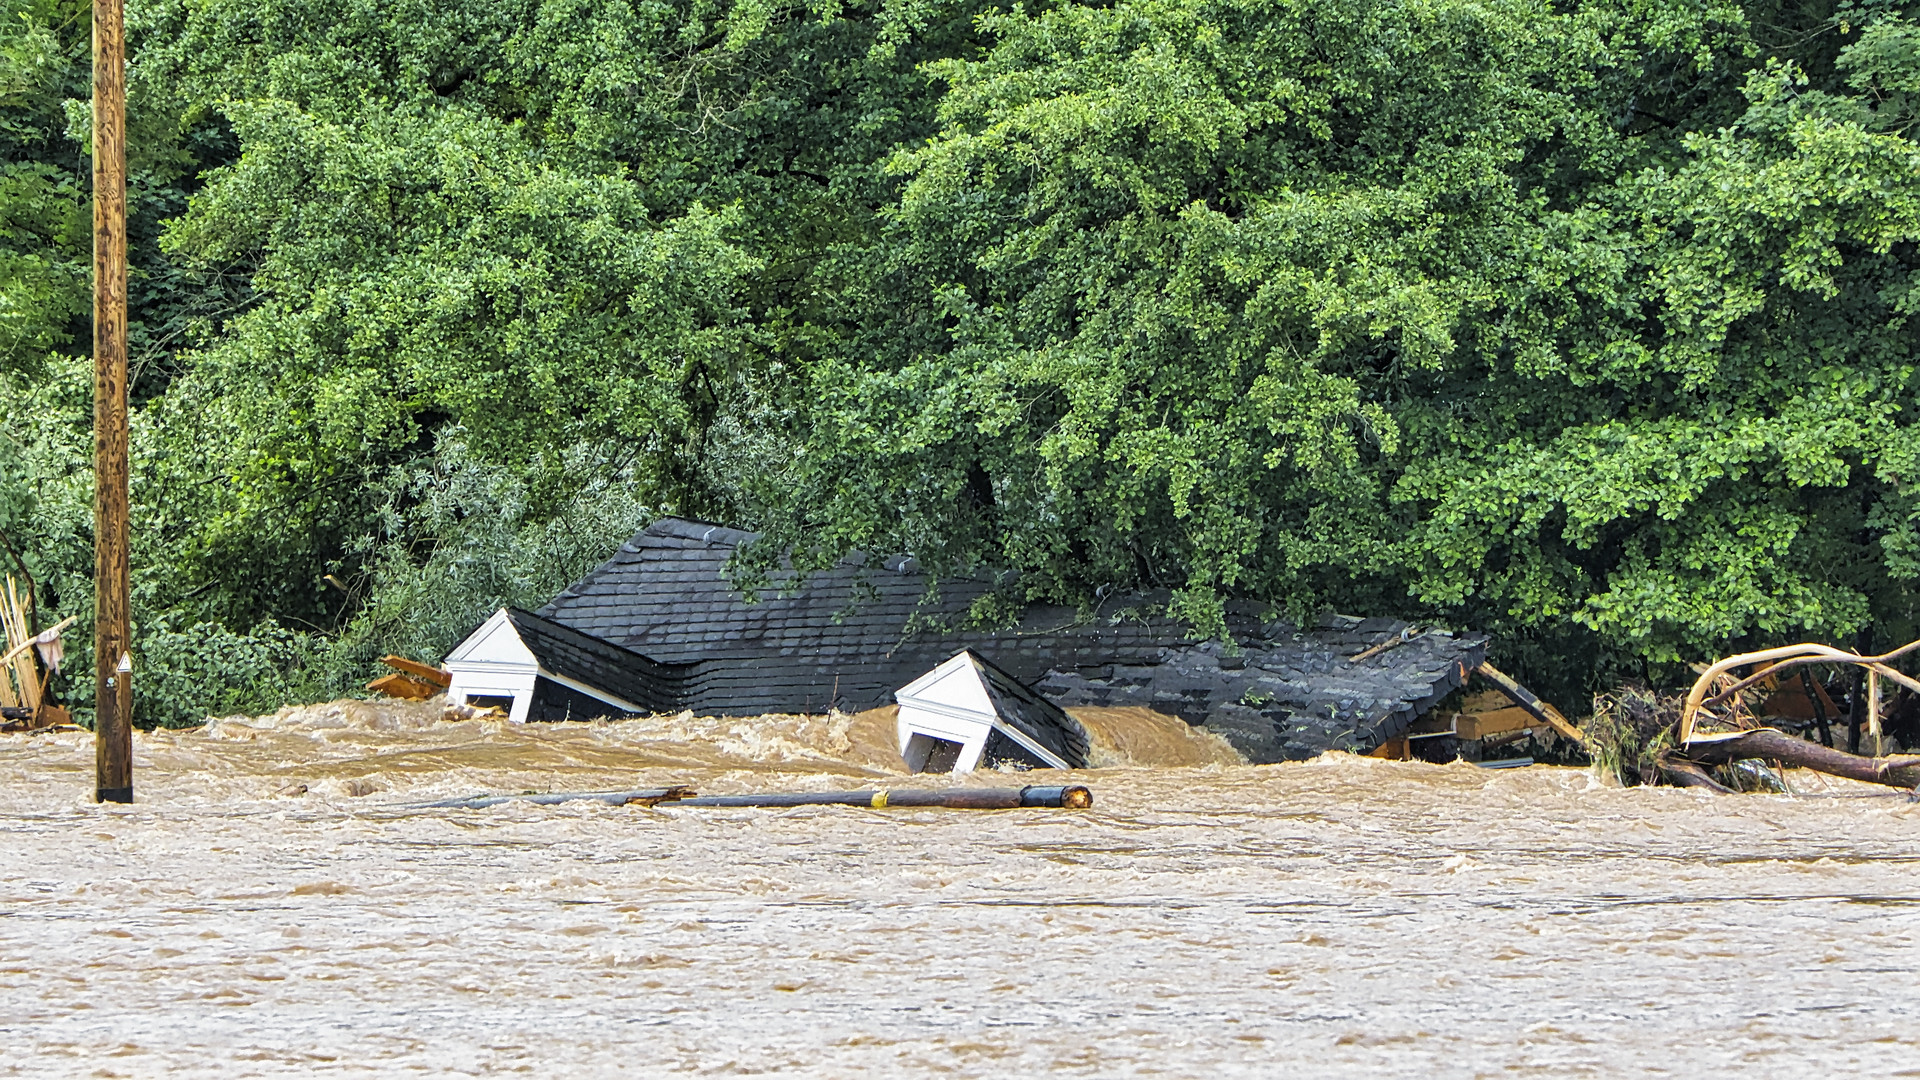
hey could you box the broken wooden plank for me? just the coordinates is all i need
[379,655,451,688]
[1475,662,1584,745]
[1453,706,1542,741]
[367,672,437,700]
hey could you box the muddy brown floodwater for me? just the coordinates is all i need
[1,701,1917,1077]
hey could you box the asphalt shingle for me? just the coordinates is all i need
[519,517,1489,761]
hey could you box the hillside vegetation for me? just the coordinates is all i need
[2,0,1917,723]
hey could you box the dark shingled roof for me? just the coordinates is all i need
[503,608,694,715]
[525,517,1489,761]
[966,652,1091,769]
[1034,624,1483,761]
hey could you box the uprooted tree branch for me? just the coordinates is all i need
[1589,641,1920,794]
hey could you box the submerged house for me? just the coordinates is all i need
[442,517,1488,763]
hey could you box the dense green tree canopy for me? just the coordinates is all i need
[0,0,1916,722]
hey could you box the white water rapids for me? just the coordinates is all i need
[0,700,1915,1075]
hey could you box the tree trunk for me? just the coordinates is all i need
[1685,729,1920,791]
[1803,668,1833,748]
[1847,626,1872,755]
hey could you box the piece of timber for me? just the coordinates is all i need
[367,672,436,700]
[380,654,452,688]
[1366,736,1411,760]
[418,786,697,810]
[670,786,1093,809]
[1475,662,1584,744]
[0,615,78,668]
[1683,728,1920,790]
[1452,707,1542,741]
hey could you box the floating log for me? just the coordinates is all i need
[1684,729,1920,791]
[419,786,697,810]
[670,786,1093,809]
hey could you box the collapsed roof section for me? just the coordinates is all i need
[1037,622,1483,761]
[490,517,1491,761]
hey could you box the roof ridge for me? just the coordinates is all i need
[643,517,760,545]
[503,607,695,673]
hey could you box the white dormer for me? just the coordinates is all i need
[894,651,1082,774]
[443,609,541,723]
[442,608,655,724]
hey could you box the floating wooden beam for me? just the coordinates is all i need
[1475,662,1584,744]
[380,655,451,688]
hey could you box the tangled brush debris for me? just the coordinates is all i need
[1588,643,1920,793]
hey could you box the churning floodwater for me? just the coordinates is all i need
[1,701,1916,1076]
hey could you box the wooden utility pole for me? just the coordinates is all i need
[92,0,131,803]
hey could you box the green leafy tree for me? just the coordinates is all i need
[765,0,1920,699]
[7,0,1919,724]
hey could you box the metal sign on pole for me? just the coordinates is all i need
[92,0,131,803]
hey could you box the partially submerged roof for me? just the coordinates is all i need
[1037,622,1480,761]
[511,517,1489,761]
[535,516,1186,715]
[445,607,693,717]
